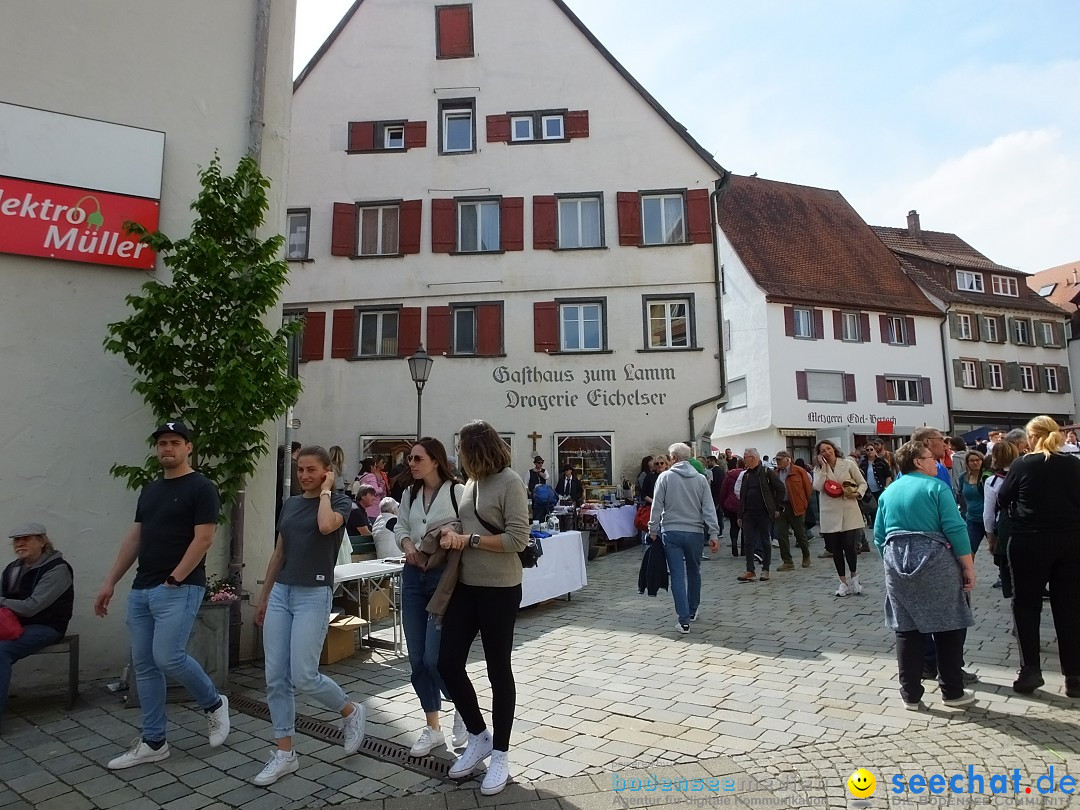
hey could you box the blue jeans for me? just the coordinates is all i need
[128,584,220,742]
[263,583,348,739]
[966,520,985,555]
[402,564,448,713]
[0,624,63,720]
[742,512,772,573]
[662,530,703,625]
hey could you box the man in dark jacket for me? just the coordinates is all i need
[737,448,786,583]
[555,465,585,505]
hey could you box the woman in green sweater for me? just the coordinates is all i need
[874,440,975,710]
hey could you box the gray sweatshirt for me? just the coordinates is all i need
[0,550,73,617]
[647,462,721,538]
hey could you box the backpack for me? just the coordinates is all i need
[532,483,558,512]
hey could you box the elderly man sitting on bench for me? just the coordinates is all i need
[0,523,75,726]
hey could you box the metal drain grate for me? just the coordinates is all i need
[229,694,453,779]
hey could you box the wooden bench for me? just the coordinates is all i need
[28,635,79,709]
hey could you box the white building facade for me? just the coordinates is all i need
[286,0,726,488]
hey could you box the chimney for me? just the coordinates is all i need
[907,210,921,239]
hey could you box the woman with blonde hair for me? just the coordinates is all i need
[328,446,345,492]
[812,439,867,596]
[996,416,1080,697]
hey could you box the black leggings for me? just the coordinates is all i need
[824,529,860,577]
[723,509,741,550]
[1009,532,1080,676]
[437,582,521,751]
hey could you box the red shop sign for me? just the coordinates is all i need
[0,176,158,270]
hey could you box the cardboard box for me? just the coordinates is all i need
[320,615,367,665]
[359,581,392,622]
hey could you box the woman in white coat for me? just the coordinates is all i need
[812,439,867,596]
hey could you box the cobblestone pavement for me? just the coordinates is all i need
[1,530,1077,810]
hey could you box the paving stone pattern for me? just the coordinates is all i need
[1,530,1076,809]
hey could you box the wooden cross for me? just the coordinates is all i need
[527,431,543,453]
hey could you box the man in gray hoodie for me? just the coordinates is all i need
[647,443,720,635]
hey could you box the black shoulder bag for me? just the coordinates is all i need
[473,479,542,568]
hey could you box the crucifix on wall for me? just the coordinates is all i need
[527,431,542,453]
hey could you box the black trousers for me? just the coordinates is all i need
[1009,531,1080,676]
[437,582,521,751]
[824,529,860,577]
[896,628,966,702]
[723,508,741,552]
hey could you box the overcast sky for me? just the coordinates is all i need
[294,0,1079,273]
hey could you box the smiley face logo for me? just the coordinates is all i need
[847,768,876,799]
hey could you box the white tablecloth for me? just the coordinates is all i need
[521,531,587,608]
[586,504,639,540]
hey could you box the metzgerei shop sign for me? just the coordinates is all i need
[0,176,158,270]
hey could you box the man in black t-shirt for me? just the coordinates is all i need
[94,421,232,770]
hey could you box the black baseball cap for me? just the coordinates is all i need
[534,456,544,463]
[152,421,192,442]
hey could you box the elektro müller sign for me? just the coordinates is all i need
[0,102,165,270]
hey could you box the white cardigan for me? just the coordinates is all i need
[394,480,463,552]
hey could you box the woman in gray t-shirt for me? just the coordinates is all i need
[252,446,366,787]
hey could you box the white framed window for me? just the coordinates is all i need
[793,308,813,338]
[561,302,604,351]
[1013,318,1031,345]
[992,275,1019,297]
[1042,322,1056,346]
[957,313,972,340]
[723,376,747,411]
[841,312,860,342]
[383,125,405,149]
[646,298,690,349]
[511,116,533,141]
[457,200,500,252]
[983,316,999,343]
[888,316,906,345]
[961,360,977,388]
[558,196,602,249]
[987,362,1004,390]
[641,194,686,245]
[1046,366,1059,393]
[886,377,921,404]
[956,270,984,292]
[542,114,564,140]
[441,106,474,153]
[806,371,845,403]
[357,310,399,357]
[1021,364,1036,392]
[358,205,400,256]
[453,307,476,355]
[286,209,310,260]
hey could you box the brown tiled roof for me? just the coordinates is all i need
[1028,260,1080,311]
[716,176,940,316]
[873,226,1067,317]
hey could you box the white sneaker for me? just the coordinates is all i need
[942,691,976,708]
[689,610,699,622]
[849,575,864,595]
[207,695,230,748]
[676,622,690,635]
[409,725,445,757]
[252,749,298,786]
[701,550,710,560]
[341,702,366,754]
[481,750,511,795]
[107,738,170,770]
[451,709,468,748]
[835,581,850,597]
[448,729,493,778]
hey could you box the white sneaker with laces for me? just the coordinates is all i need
[448,729,493,778]
[849,575,864,595]
[451,709,468,748]
[107,738,170,770]
[342,702,366,754]
[207,695,230,748]
[481,750,511,795]
[676,623,690,635]
[942,691,976,708]
[409,725,445,757]
[252,749,299,786]
[835,581,850,597]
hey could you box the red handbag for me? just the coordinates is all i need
[0,607,24,641]
[823,479,844,498]
[634,505,652,531]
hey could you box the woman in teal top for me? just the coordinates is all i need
[955,451,987,555]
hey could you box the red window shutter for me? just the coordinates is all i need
[876,375,888,403]
[348,121,375,152]
[534,301,559,353]
[398,307,421,357]
[795,370,808,401]
[812,309,824,340]
[399,199,422,255]
[331,203,356,256]
[832,311,843,340]
[476,303,503,356]
[686,188,712,244]
[300,311,326,362]
[784,306,795,337]
[426,306,451,356]
[920,377,932,404]
[330,309,356,358]
[879,314,890,343]
[565,110,590,138]
[436,4,474,59]
[844,373,857,402]
[431,198,456,253]
[533,195,557,250]
[501,197,524,251]
[486,114,510,143]
[616,192,642,246]
[404,121,427,149]
[859,313,871,343]
[905,317,916,345]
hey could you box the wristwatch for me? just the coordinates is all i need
[320,490,332,497]
[166,575,180,586]
[469,533,481,548]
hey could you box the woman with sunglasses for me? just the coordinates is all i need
[873,440,975,710]
[394,438,467,756]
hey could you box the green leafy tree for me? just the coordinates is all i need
[104,154,302,512]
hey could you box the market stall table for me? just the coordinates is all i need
[520,530,587,608]
[582,504,638,542]
[333,560,404,655]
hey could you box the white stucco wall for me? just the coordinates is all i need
[0,1,296,683]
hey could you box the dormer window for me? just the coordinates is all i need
[956,270,984,292]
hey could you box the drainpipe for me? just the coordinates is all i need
[687,171,732,447]
[938,313,955,434]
